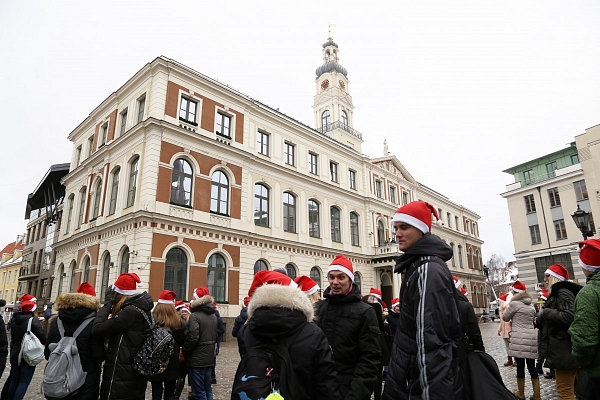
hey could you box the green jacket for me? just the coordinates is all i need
[569,270,600,377]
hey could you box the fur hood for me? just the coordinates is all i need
[248,284,314,322]
[54,292,100,311]
[190,295,214,309]
[511,291,532,303]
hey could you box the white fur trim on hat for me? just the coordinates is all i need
[391,213,430,234]
[113,287,137,296]
[578,258,600,271]
[158,299,175,304]
[327,264,354,282]
[371,293,382,300]
[304,285,320,296]
[512,287,524,293]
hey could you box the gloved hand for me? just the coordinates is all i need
[104,285,116,308]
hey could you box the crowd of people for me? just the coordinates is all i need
[0,200,598,400]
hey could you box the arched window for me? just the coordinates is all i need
[475,250,480,270]
[57,263,64,296]
[82,256,91,282]
[354,271,362,293]
[341,110,348,126]
[165,248,187,300]
[120,248,130,274]
[458,245,464,268]
[171,158,193,207]
[308,200,320,238]
[92,179,103,220]
[207,254,226,303]
[254,184,269,227]
[108,168,120,215]
[350,212,360,246]
[450,243,456,267]
[321,110,331,129]
[254,259,269,274]
[283,192,296,233]
[65,194,74,234]
[468,248,474,269]
[126,157,139,207]
[331,207,341,242]
[285,263,297,279]
[210,171,229,215]
[473,286,479,308]
[77,187,87,228]
[100,253,111,301]
[69,260,77,292]
[310,267,322,289]
[377,220,385,245]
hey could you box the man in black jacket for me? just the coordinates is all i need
[383,201,461,400]
[315,254,381,400]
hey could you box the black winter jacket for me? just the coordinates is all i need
[150,327,186,382]
[315,284,381,400]
[232,307,247,338]
[183,295,217,368]
[92,292,153,400]
[0,317,7,377]
[9,311,46,365]
[383,233,461,400]
[538,280,582,370]
[240,284,340,400]
[384,310,399,336]
[456,290,485,355]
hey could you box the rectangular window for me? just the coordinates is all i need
[524,194,536,213]
[309,152,318,175]
[571,154,579,164]
[375,180,382,198]
[284,142,295,166]
[87,136,94,157]
[438,208,443,221]
[120,109,128,135]
[530,225,542,244]
[390,186,396,204]
[523,169,533,185]
[554,219,567,240]
[257,131,269,156]
[574,180,588,201]
[455,216,460,231]
[137,95,146,123]
[330,162,338,183]
[402,191,409,205]
[99,123,108,147]
[179,97,197,124]
[349,170,356,190]
[216,112,231,138]
[546,161,557,178]
[548,187,561,207]
[0,272,4,285]
[75,145,82,167]
[447,212,452,228]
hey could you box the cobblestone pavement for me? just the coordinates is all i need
[3,321,561,399]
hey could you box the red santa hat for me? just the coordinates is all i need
[545,264,569,281]
[193,286,210,300]
[511,280,526,293]
[391,298,400,309]
[175,300,186,310]
[369,288,382,300]
[76,282,96,297]
[452,275,462,289]
[382,300,388,309]
[20,300,36,313]
[578,239,600,271]
[460,287,468,296]
[243,296,251,307]
[391,201,443,234]
[18,293,37,303]
[538,289,549,301]
[498,293,509,302]
[181,305,191,314]
[327,254,354,282]
[248,270,298,297]
[158,290,176,304]
[294,276,320,296]
[113,272,143,295]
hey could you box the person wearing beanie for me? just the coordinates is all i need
[91,273,154,400]
[183,285,218,400]
[315,254,381,400]
[569,239,600,399]
[294,275,321,305]
[231,296,251,339]
[384,298,400,336]
[502,281,540,400]
[43,282,105,400]
[237,272,340,399]
[383,201,461,400]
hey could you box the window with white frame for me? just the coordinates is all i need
[285,263,297,279]
[165,248,188,300]
[330,161,338,183]
[99,123,108,147]
[283,192,296,233]
[210,171,229,215]
[254,259,269,274]
[126,157,139,208]
[447,212,452,228]
[119,109,128,136]
[308,200,320,238]
[75,146,82,167]
[179,97,197,124]
[216,112,231,138]
[100,254,110,301]
[257,131,269,156]
[548,187,561,207]
[171,158,193,207]
[375,180,382,198]
[87,136,94,157]
[65,194,74,234]
[530,225,542,244]
[284,142,295,166]
[341,110,348,126]
[309,152,318,175]
[390,186,396,204]
[137,95,146,124]
[76,187,87,229]
[120,248,129,274]
[108,168,120,216]
[207,253,226,303]
[82,256,90,282]
[455,216,460,231]
[91,179,102,220]
[321,110,331,130]
[350,212,359,246]
[402,191,409,205]
[254,184,269,227]
[349,169,356,190]
[554,219,567,240]
[330,207,342,243]
[524,194,536,213]
[574,180,588,201]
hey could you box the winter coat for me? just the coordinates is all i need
[0,317,7,377]
[92,292,154,400]
[315,284,381,400]
[384,310,399,336]
[215,310,224,352]
[183,295,217,368]
[363,295,391,367]
[149,327,185,382]
[538,281,581,370]
[9,310,46,365]
[240,284,340,400]
[231,307,248,338]
[457,289,485,354]
[569,269,600,378]
[383,233,461,400]
[503,291,538,360]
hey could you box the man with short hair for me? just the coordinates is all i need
[315,254,381,400]
[383,201,461,400]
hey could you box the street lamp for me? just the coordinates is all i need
[571,205,594,240]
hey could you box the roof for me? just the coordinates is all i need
[0,240,24,257]
[25,163,70,219]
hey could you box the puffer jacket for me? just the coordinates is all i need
[538,281,581,370]
[183,295,217,368]
[315,284,381,400]
[569,269,600,378]
[456,289,485,354]
[9,310,46,365]
[503,291,538,360]
[240,284,340,400]
[92,292,154,400]
[45,292,106,400]
[0,317,7,377]
[231,307,247,337]
[383,233,461,400]
[384,310,399,336]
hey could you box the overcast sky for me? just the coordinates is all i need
[1,1,599,264]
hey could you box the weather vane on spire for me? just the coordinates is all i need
[328,23,336,39]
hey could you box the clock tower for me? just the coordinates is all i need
[313,36,362,151]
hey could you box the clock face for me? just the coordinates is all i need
[339,80,346,90]
[321,79,330,90]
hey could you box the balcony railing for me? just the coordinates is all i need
[373,243,400,255]
[319,121,363,140]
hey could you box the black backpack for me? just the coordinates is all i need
[231,327,301,400]
[131,306,175,377]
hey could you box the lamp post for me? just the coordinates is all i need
[571,205,594,240]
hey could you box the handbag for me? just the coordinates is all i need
[457,350,516,400]
[19,317,45,366]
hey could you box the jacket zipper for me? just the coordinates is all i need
[150,335,169,358]
[107,334,123,399]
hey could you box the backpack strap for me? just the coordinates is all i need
[131,305,155,329]
[57,312,95,339]
[26,316,33,333]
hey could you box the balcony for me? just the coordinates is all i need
[19,265,40,280]
[505,163,581,191]
[319,121,363,140]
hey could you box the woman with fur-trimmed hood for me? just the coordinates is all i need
[44,282,106,400]
[238,272,340,400]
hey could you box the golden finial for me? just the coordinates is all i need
[328,23,337,39]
